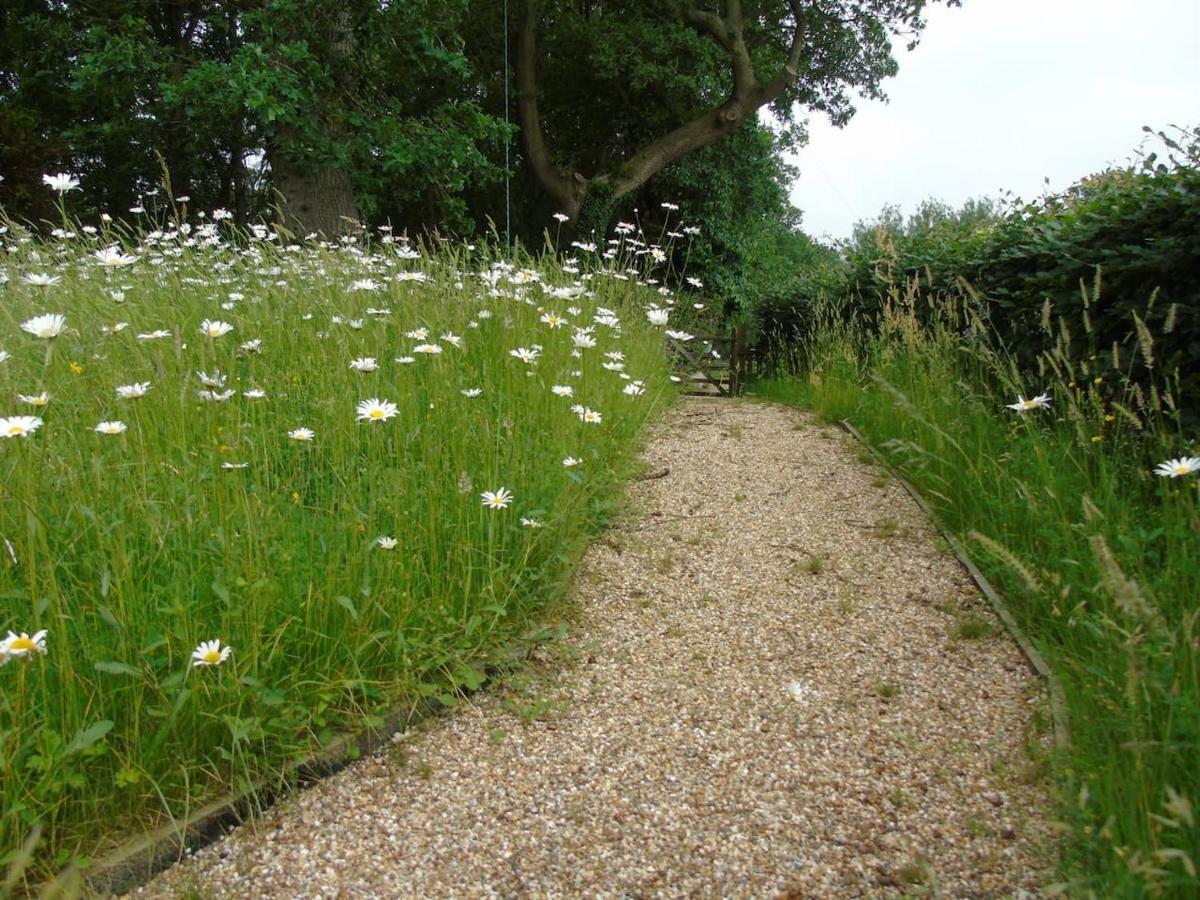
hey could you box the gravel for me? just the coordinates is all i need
[135,397,1054,898]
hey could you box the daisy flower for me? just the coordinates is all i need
[195,370,227,388]
[540,312,566,329]
[520,517,544,528]
[481,487,513,510]
[376,536,399,550]
[93,247,137,267]
[94,421,128,435]
[357,397,399,423]
[21,313,67,339]
[551,385,575,398]
[221,462,249,470]
[405,328,430,340]
[198,389,236,402]
[18,392,51,407]
[394,356,416,365]
[116,382,151,399]
[461,388,483,398]
[623,381,646,396]
[23,273,62,287]
[509,347,540,364]
[192,639,232,667]
[349,357,379,372]
[1154,456,1200,478]
[0,352,10,364]
[288,427,315,442]
[572,333,597,350]
[243,389,267,400]
[2,630,47,659]
[1007,394,1052,411]
[199,319,233,338]
[240,339,263,353]
[563,456,581,467]
[137,330,172,342]
[1,416,44,438]
[576,407,602,424]
[665,330,694,342]
[413,343,443,355]
[646,308,669,326]
[42,173,80,193]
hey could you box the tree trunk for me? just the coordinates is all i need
[569,177,616,245]
[267,5,360,238]
[269,126,360,238]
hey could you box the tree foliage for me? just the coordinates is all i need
[0,0,509,233]
[506,0,959,229]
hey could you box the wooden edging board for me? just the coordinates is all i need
[838,419,1070,752]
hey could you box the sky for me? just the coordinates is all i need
[786,0,1200,242]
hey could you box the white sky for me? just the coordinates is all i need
[787,0,1200,242]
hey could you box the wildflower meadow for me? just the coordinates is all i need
[0,199,689,879]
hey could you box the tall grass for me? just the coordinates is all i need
[758,278,1199,896]
[0,216,679,881]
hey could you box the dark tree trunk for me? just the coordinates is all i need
[570,177,617,245]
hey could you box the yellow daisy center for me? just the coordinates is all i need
[1174,465,1189,475]
[8,424,26,435]
[9,637,34,652]
[203,649,222,663]
[369,409,385,419]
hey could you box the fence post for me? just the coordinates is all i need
[731,325,748,395]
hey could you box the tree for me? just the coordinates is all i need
[0,1,509,236]
[511,0,960,233]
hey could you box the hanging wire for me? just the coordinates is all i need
[502,0,512,250]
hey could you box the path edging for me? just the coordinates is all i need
[838,419,1070,751]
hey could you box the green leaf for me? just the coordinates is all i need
[94,661,140,676]
[67,720,114,754]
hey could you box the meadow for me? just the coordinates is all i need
[0,207,682,881]
[757,277,1199,897]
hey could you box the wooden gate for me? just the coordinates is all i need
[667,326,749,396]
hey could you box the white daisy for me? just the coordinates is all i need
[21,313,67,338]
[191,639,232,667]
[356,397,399,423]
[116,382,151,399]
[481,487,513,510]
[199,319,233,338]
[94,421,128,435]
[0,416,44,438]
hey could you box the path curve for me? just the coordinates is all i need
[138,398,1052,897]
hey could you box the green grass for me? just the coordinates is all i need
[756,283,1199,897]
[0,220,678,881]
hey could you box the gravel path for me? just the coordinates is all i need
[137,397,1053,898]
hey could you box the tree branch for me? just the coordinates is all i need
[610,0,808,200]
[661,0,733,50]
[751,0,807,105]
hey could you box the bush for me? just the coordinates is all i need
[843,126,1200,426]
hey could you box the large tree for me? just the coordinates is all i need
[0,0,508,235]
[511,0,958,234]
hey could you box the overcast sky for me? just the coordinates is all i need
[787,0,1200,242]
